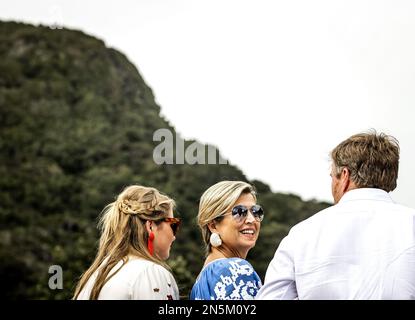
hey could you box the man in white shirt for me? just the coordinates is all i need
[256,131,415,299]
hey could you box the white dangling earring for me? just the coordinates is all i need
[210,232,222,247]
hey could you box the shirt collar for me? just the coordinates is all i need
[338,188,395,204]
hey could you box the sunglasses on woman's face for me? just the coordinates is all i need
[159,217,181,236]
[230,205,264,222]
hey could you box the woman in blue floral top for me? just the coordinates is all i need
[190,181,263,300]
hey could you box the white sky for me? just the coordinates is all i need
[1,0,415,207]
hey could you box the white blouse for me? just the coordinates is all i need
[77,256,179,300]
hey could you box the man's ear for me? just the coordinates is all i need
[341,167,351,193]
[145,220,153,234]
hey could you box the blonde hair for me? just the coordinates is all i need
[73,185,175,300]
[197,181,256,256]
[331,130,400,192]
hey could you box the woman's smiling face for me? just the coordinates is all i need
[213,193,261,258]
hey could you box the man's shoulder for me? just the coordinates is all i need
[390,201,415,213]
[290,205,335,233]
[289,197,415,235]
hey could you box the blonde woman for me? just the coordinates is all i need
[73,185,181,300]
[190,181,263,300]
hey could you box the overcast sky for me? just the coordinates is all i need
[2,0,415,207]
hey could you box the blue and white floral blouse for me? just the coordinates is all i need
[190,257,262,300]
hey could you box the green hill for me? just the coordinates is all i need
[0,20,330,299]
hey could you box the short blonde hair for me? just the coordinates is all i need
[197,181,256,256]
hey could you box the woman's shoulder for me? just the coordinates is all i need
[126,257,172,277]
[197,257,260,286]
[192,257,262,300]
[127,257,179,300]
[204,257,256,273]
[97,257,169,285]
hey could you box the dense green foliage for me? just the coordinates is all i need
[0,21,331,299]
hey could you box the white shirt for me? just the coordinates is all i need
[256,188,415,300]
[77,256,179,300]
